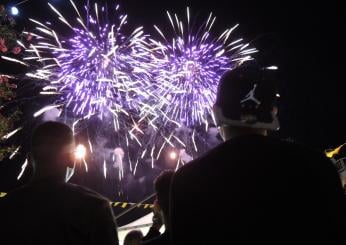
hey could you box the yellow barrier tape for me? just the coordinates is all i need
[0,192,153,209]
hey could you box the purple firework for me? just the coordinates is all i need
[13,1,155,179]
[131,8,257,169]
[1,3,258,178]
[25,1,152,120]
[150,7,257,127]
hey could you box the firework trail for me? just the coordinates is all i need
[136,8,256,166]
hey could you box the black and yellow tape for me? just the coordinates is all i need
[0,192,154,209]
[112,202,154,209]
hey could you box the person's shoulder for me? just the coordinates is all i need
[0,184,33,202]
[142,233,169,245]
[267,137,338,179]
[174,135,328,179]
[235,134,327,159]
[63,183,110,206]
[0,184,39,212]
[173,140,231,181]
[278,137,329,159]
[175,135,263,173]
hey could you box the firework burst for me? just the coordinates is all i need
[1,3,258,180]
[150,7,257,127]
[25,1,153,120]
[135,8,257,167]
[2,1,156,180]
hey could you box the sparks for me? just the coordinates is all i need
[9,146,21,160]
[1,127,23,140]
[103,159,107,179]
[18,1,158,178]
[33,105,62,118]
[17,158,28,180]
[3,3,256,181]
[150,7,255,127]
[27,1,153,120]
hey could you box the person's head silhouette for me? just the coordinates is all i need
[124,230,143,245]
[29,121,75,181]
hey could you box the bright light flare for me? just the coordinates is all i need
[169,151,178,160]
[75,144,87,159]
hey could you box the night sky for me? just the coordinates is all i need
[3,0,343,147]
[1,0,345,224]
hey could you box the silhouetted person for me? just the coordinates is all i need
[0,121,119,245]
[124,230,143,245]
[143,170,174,245]
[170,65,346,244]
[141,200,162,241]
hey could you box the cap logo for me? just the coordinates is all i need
[240,84,261,108]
